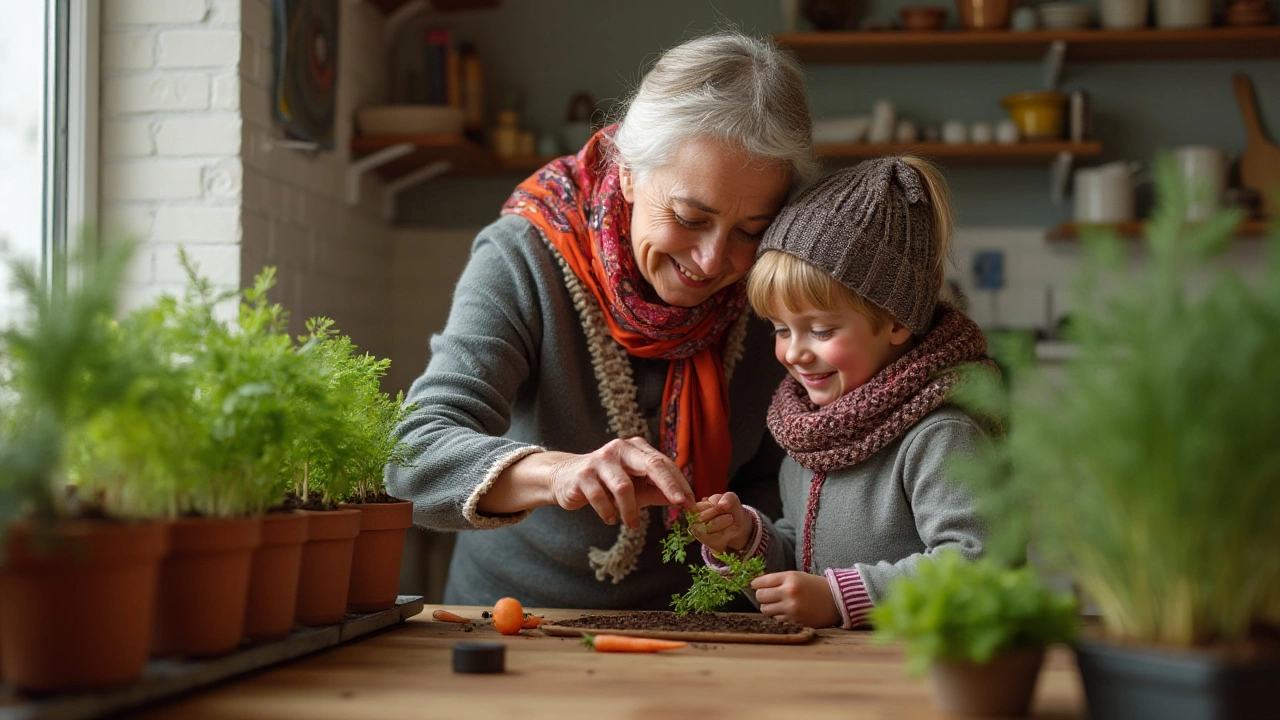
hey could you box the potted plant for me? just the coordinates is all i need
[0,243,170,693]
[307,319,417,614]
[952,158,1280,720]
[282,319,363,627]
[871,551,1078,717]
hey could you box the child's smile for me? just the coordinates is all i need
[769,303,915,407]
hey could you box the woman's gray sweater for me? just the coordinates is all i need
[386,214,786,610]
[753,406,987,605]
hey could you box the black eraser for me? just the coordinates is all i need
[452,641,505,674]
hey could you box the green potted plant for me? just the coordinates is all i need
[282,319,363,627]
[952,158,1280,720]
[306,319,418,614]
[871,551,1078,717]
[0,242,170,692]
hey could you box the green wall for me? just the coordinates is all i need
[393,0,1280,228]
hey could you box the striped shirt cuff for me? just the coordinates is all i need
[825,567,874,630]
[702,505,768,571]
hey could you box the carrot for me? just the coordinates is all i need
[582,633,687,653]
[522,614,543,629]
[432,609,472,624]
[492,597,525,635]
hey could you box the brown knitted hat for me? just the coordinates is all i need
[758,157,939,335]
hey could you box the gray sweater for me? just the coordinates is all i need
[386,214,786,609]
[754,406,987,605]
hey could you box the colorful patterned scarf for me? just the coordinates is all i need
[765,305,996,572]
[501,126,746,502]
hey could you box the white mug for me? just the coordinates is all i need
[1171,145,1226,221]
[942,120,968,145]
[1074,162,1136,223]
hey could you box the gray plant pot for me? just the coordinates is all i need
[1075,640,1280,720]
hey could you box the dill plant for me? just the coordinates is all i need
[0,241,150,533]
[661,509,765,614]
[951,156,1280,647]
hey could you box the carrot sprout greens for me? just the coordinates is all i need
[660,510,765,615]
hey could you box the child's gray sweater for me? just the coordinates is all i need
[741,406,986,624]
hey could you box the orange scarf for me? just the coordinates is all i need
[501,126,744,502]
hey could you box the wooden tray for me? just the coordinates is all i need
[540,623,817,645]
[1,596,425,720]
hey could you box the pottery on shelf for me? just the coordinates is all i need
[803,0,857,30]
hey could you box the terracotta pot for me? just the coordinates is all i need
[152,516,261,658]
[294,509,361,626]
[339,500,414,613]
[242,512,308,642]
[0,520,167,692]
[929,646,1045,716]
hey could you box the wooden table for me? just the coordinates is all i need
[132,605,1086,719]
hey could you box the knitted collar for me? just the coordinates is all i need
[766,304,993,473]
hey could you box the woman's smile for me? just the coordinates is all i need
[671,257,714,287]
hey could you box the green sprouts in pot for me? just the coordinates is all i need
[951,156,1280,647]
[872,551,1077,675]
[298,318,413,505]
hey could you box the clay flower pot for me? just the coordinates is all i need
[0,520,168,692]
[929,646,1046,716]
[242,512,309,642]
[339,500,414,613]
[152,516,261,658]
[294,509,361,626]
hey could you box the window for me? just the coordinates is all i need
[0,0,97,327]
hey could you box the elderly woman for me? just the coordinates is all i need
[387,32,817,609]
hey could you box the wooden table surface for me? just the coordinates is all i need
[132,605,1086,720]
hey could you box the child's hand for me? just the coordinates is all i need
[689,492,752,553]
[751,571,842,629]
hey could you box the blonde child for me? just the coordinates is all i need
[691,156,994,629]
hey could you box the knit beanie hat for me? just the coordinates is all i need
[758,157,939,335]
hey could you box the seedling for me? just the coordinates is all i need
[661,510,765,615]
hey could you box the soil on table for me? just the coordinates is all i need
[553,611,807,635]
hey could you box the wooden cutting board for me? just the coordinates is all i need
[1235,73,1280,218]
[540,623,817,645]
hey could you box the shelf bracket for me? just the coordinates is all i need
[381,160,452,221]
[346,142,414,206]
[1043,40,1067,91]
[1050,151,1074,203]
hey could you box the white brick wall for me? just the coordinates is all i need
[100,0,398,368]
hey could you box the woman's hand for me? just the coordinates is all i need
[689,492,752,553]
[480,437,693,528]
[751,571,842,628]
[548,438,695,528]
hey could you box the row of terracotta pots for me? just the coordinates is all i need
[0,500,413,694]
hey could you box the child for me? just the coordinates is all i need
[691,156,994,629]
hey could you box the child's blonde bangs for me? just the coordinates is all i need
[747,251,888,328]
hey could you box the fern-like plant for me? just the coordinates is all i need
[661,510,765,614]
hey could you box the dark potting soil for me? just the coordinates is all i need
[347,491,401,504]
[554,611,806,635]
[277,491,335,512]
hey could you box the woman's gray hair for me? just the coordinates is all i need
[612,32,818,190]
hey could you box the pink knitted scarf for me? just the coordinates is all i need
[765,304,996,572]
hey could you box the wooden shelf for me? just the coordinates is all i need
[350,134,553,179]
[1047,219,1273,241]
[775,26,1280,64]
[818,141,1102,165]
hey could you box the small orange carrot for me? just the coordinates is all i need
[492,597,525,635]
[432,609,472,624]
[522,614,543,629]
[582,633,687,653]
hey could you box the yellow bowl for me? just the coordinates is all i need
[1000,92,1068,141]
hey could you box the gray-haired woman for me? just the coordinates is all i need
[387,32,817,609]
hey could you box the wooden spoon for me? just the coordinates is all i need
[1234,73,1280,217]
